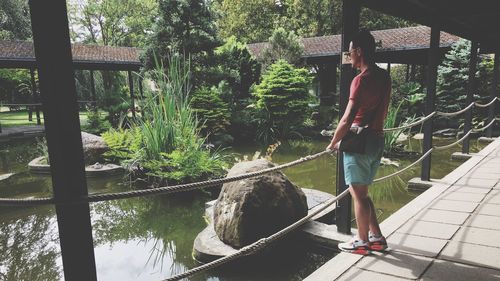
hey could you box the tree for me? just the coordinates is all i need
[212,0,281,43]
[67,0,157,47]
[143,0,219,72]
[0,0,31,40]
[253,60,313,143]
[259,27,304,69]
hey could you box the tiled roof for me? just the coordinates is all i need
[0,40,141,67]
[247,26,460,58]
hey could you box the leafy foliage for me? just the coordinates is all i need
[82,110,111,135]
[213,36,261,99]
[0,0,31,40]
[101,128,143,163]
[190,85,231,137]
[259,27,304,70]
[253,60,313,143]
[143,0,219,79]
[67,0,157,47]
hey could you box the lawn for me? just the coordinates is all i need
[0,108,96,128]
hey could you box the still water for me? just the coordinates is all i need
[0,137,486,280]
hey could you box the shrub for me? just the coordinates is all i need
[253,60,313,143]
[82,110,111,135]
[190,85,231,137]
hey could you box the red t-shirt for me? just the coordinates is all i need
[349,66,391,135]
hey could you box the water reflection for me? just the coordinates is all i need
[0,206,61,281]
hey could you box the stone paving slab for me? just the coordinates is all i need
[471,167,500,174]
[446,185,492,194]
[338,268,411,281]
[414,209,470,225]
[484,190,500,204]
[464,214,500,230]
[387,232,447,257]
[452,226,500,247]
[440,241,500,270]
[428,199,478,213]
[420,259,500,281]
[455,178,498,188]
[438,191,486,203]
[355,251,433,279]
[475,203,500,216]
[463,172,500,180]
[396,220,460,240]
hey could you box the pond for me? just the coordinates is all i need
[0,137,487,280]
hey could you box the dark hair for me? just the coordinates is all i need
[351,29,376,64]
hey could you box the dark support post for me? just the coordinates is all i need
[128,70,135,117]
[406,64,410,82]
[30,68,41,124]
[463,41,478,154]
[486,53,498,138]
[28,1,97,281]
[421,26,440,181]
[318,63,337,106]
[336,0,360,234]
[138,76,144,99]
[90,70,97,111]
[411,64,416,81]
[387,63,391,75]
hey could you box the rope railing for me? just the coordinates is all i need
[474,97,498,108]
[383,112,435,132]
[436,102,474,117]
[472,118,498,132]
[433,130,472,151]
[373,148,433,182]
[163,188,351,281]
[0,151,330,206]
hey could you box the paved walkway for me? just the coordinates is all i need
[0,125,44,142]
[305,138,500,281]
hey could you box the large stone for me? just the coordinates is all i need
[213,159,308,248]
[81,132,109,165]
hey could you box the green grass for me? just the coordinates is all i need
[0,109,106,128]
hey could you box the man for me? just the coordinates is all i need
[326,29,391,255]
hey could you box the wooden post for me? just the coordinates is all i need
[318,63,337,106]
[462,41,478,154]
[30,68,41,124]
[336,0,360,234]
[128,70,135,118]
[486,53,498,138]
[387,63,391,75]
[89,70,97,111]
[406,64,410,82]
[421,26,440,181]
[28,0,97,280]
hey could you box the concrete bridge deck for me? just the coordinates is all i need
[305,138,500,281]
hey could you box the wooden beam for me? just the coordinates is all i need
[421,26,440,181]
[336,0,360,235]
[462,41,478,154]
[487,53,499,137]
[28,0,97,280]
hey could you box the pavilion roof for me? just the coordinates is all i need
[247,26,460,60]
[0,40,141,70]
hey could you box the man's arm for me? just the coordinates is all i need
[326,100,357,151]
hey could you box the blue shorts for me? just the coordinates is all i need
[343,134,384,186]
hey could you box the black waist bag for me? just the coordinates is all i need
[339,127,369,154]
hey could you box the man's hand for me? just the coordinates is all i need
[326,141,339,152]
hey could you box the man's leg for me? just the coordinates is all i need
[367,197,382,236]
[349,184,370,242]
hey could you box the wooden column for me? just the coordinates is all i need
[406,64,410,82]
[487,53,498,137]
[387,63,391,75]
[462,41,478,154]
[28,0,97,280]
[128,70,136,118]
[30,68,41,124]
[421,26,440,181]
[318,62,337,106]
[336,0,360,234]
[89,70,97,111]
